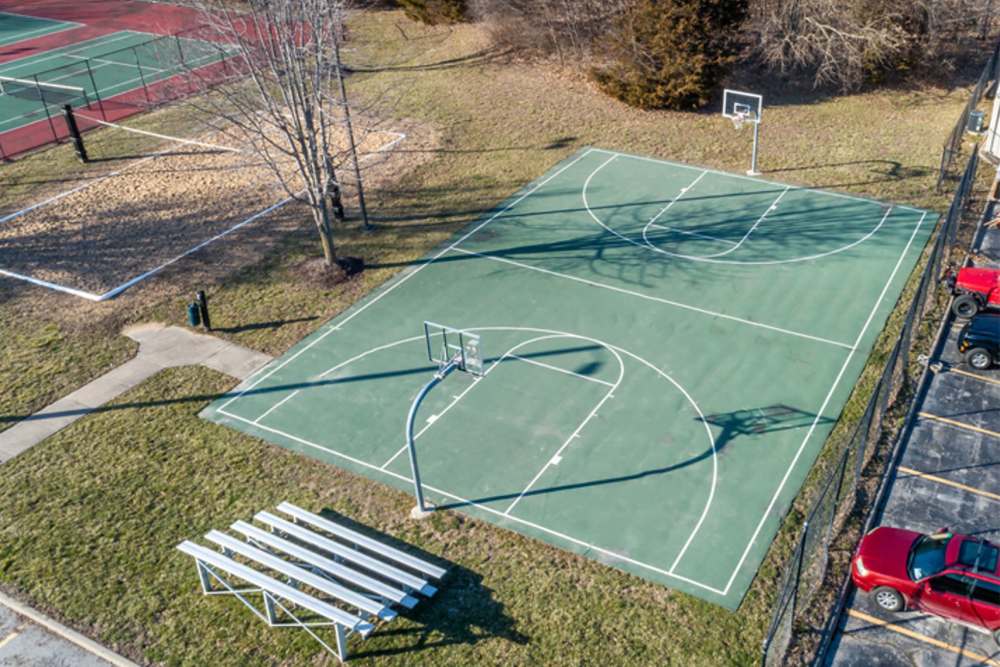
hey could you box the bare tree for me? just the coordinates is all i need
[185,0,378,268]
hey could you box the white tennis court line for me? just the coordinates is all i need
[0,13,82,46]
[503,345,624,516]
[449,247,854,350]
[66,53,168,74]
[1,45,228,130]
[0,31,143,73]
[214,149,600,414]
[214,403,728,597]
[713,210,929,595]
[506,353,615,387]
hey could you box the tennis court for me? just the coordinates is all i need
[0,11,79,47]
[204,147,936,608]
[0,29,234,135]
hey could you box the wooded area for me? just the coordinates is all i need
[397,0,998,107]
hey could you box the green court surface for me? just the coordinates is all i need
[0,11,78,47]
[0,30,233,133]
[203,148,936,608]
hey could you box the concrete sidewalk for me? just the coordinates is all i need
[0,323,272,464]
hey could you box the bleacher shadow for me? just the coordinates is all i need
[314,507,529,658]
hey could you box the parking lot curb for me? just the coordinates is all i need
[0,590,139,667]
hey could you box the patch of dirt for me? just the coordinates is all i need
[291,256,364,289]
[0,115,440,328]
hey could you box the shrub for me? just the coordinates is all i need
[397,0,466,25]
[592,0,748,110]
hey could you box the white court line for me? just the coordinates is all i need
[506,353,615,387]
[711,210,929,595]
[590,147,927,214]
[0,124,404,300]
[698,186,789,259]
[647,222,738,246]
[0,31,142,73]
[217,404,725,595]
[503,345,624,516]
[584,153,907,266]
[221,324,721,595]
[215,149,598,414]
[450,247,854,350]
[253,389,299,424]
[641,168,709,247]
[66,53,168,74]
[0,16,81,46]
[379,332,596,470]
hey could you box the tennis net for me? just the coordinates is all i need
[0,75,89,106]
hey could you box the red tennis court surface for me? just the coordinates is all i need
[0,1,231,159]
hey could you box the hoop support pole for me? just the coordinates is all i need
[405,359,458,516]
[749,120,761,176]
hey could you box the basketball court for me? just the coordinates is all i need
[203,147,936,608]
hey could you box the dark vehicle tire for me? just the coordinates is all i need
[872,586,905,612]
[967,347,994,371]
[953,295,980,318]
[994,628,1000,647]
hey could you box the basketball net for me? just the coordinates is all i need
[731,111,750,130]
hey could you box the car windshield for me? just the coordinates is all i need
[908,534,951,580]
[959,538,999,573]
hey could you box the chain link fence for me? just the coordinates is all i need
[0,27,237,160]
[761,148,981,666]
[937,40,999,189]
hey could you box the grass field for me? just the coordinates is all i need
[0,9,986,665]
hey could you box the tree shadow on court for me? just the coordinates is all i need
[0,345,601,424]
[313,508,529,659]
[438,404,834,511]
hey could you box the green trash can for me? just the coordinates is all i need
[187,302,201,327]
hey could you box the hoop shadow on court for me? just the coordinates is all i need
[436,404,831,512]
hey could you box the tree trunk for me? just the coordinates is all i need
[314,200,337,265]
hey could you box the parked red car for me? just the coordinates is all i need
[852,527,1000,643]
[945,266,1000,318]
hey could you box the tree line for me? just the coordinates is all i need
[399,0,997,108]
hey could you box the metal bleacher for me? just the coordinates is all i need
[176,502,447,662]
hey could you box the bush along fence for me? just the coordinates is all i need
[0,27,236,160]
[937,41,1000,190]
[761,148,982,667]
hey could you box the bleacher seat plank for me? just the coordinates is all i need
[176,540,374,637]
[277,502,448,580]
[231,520,419,609]
[256,511,437,596]
[204,530,396,621]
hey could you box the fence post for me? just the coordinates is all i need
[132,46,151,103]
[83,60,107,119]
[788,523,808,624]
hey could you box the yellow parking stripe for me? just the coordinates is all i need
[0,629,20,649]
[919,412,1000,440]
[847,609,1000,665]
[898,465,1000,502]
[946,366,1000,387]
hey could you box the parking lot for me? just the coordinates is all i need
[829,211,1000,665]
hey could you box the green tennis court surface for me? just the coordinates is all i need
[0,30,233,133]
[0,11,78,47]
[204,148,936,608]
